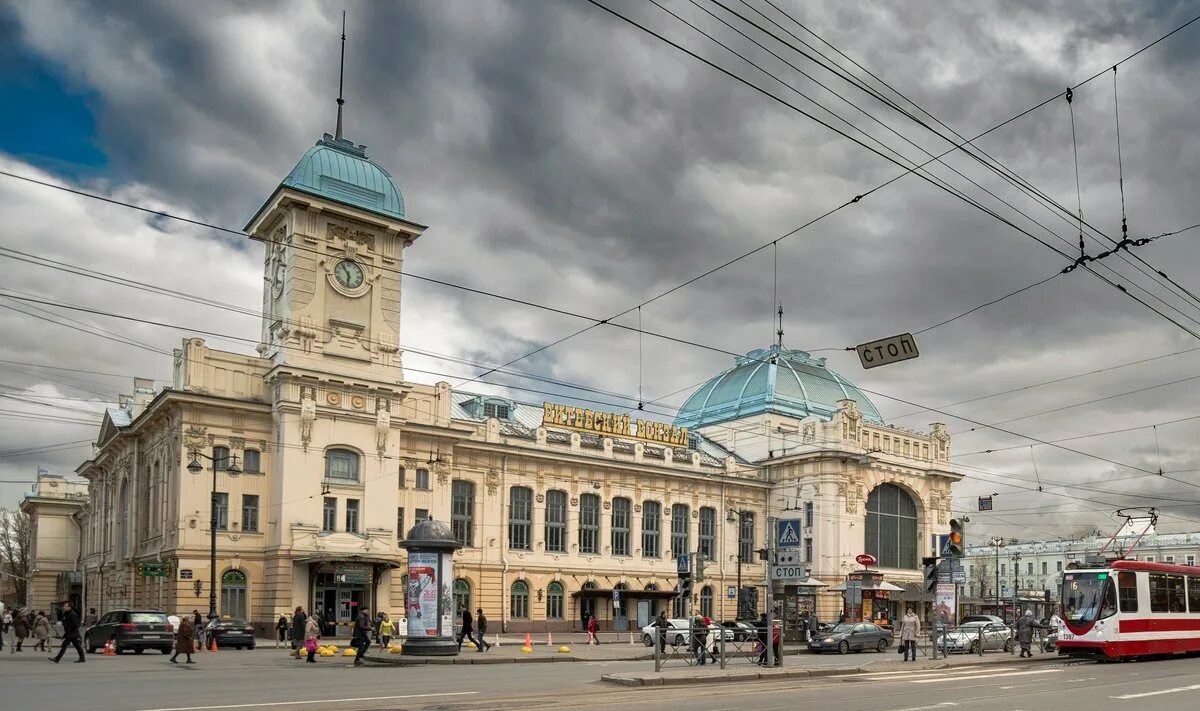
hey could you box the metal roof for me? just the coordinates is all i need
[275,133,406,221]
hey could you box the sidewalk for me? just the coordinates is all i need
[600,650,1068,687]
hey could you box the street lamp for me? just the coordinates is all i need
[187,451,241,621]
[990,536,1004,619]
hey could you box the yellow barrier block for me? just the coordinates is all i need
[558,645,571,653]
[389,646,403,654]
[343,648,357,656]
[520,646,533,653]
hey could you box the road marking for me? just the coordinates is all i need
[1111,683,1200,700]
[134,692,479,711]
[909,669,1062,684]
[857,667,1018,679]
[891,703,958,711]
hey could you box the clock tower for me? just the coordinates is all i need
[243,133,426,382]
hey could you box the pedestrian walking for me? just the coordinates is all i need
[1017,609,1037,658]
[702,615,718,664]
[32,611,51,652]
[474,608,492,651]
[689,610,708,665]
[900,608,920,662]
[456,607,474,651]
[170,614,196,664]
[352,607,372,666]
[276,613,289,648]
[0,609,7,650]
[303,614,320,663]
[379,613,394,649]
[48,601,85,664]
[192,611,204,652]
[291,606,307,652]
[586,613,600,645]
[11,609,29,652]
[652,611,670,654]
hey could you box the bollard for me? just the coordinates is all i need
[978,626,984,657]
[719,628,726,670]
[654,630,661,672]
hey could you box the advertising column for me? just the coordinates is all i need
[400,517,461,656]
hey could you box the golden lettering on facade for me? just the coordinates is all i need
[542,402,687,446]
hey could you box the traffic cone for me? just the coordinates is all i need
[210,638,218,652]
[103,640,116,656]
[546,631,554,647]
[521,632,533,653]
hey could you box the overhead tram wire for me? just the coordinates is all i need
[736,0,1200,316]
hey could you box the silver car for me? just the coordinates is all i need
[938,621,1014,654]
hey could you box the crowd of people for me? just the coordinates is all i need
[1,607,58,654]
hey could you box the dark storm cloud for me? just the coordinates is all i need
[2,0,1200,532]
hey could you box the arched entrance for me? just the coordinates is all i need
[865,483,919,570]
[221,569,248,620]
[580,581,598,629]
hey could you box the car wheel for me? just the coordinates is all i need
[838,640,849,655]
[642,634,653,647]
[1003,639,1014,653]
[86,637,96,654]
[135,648,145,655]
[247,644,255,650]
[969,641,979,654]
[673,634,685,647]
[876,639,888,653]
[113,639,123,655]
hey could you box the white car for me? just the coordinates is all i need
[938,621,1014,654]
[641,618,733,646]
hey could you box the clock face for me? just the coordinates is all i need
[334,260,364,289]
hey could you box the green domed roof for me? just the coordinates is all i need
[279,133,406,220]
[674,345,883,430]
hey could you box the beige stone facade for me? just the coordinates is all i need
[34,129,962,637]
[19,472,88,612]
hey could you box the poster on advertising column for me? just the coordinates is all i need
[407,552,440,638]
[439,552,454,638]
[934,583,957,627]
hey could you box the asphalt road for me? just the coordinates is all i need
[1,643,1197,711]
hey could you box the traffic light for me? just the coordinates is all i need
[679,575,694,605]
[923,556,939,593]
[948,518,966,557]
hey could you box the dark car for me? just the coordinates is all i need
[209,618,257,649]
[807,622,893,654]
[85,609,174,654]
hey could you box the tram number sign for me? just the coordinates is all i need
[855,333,920,370]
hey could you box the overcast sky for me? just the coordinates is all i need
[1,0,1199,540]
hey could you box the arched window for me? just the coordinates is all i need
[221,569,247,620]
[510,580,530,619]
[670,504,689,557]
[508,486,532,550]
[545,490,567,553]
[451,480,475,547]
[700,586,714,618]
[865,484,918,569]
[642,501,661,558]
[738,512,755,563]
[243,449,261,473]
[611,497,631,556]
[325,448,360,482]
[453,578,472,613]
[580,580,598,625]
[546,581,564,619]
[212,446,230,471]
[118,481,130,558]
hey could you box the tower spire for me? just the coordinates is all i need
[334,10,347,140]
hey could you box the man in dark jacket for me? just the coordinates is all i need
[48,601,85,664]
[352,608,372,666]
[456,607,474,651]
[474,608,492,652]
[290,607,307,651]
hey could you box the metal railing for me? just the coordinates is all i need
[651,625,777,671]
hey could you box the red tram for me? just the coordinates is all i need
[1057,559,1200,659]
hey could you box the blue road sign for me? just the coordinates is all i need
[677,554,691,575]
[931,534,950,557]
[776,519,802,548]
[727,586,736,599]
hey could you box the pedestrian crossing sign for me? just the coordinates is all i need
[776,519,801,548]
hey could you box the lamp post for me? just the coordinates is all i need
[187,451,241,621]
[991,536,1004,618]
[727,509,749,620]
[1011,552,1022,625]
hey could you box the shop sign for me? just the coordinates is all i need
[541,402,689,447]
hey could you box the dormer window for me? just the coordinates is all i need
[483,402,511,420]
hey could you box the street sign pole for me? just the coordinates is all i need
[766,516,776,669]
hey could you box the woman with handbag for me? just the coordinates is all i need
[303,615,321,663]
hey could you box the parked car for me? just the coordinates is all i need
[959,614,1007,626]
[641,618,733,646]
[85,609,174,654]
[807,622,893,654]
[209,618,257,649]
[937,621,1014,654]
[720,620,757,642]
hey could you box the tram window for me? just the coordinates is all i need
[1117,572,1138,613]
[1149,573,1187,613]
[1189,576,1200,613]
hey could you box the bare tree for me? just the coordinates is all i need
[972,560,992,597]
[0,508,32,605]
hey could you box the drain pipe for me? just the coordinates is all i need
[500,454,509,634]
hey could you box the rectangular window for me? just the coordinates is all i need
[804,501,813,528]
[1057,561,1063,572]
[325,449,359,482]
[397,507,405,543]
[698,507,715,560]
[415,508,428,525]
[243,449,261,473]
[1027,562,1034,575]
[642,501,661,558]
[451,480,475,547]
[241,494,259,533]
[670,504,689,558]
[1001,564,1006,576]
[1165,556,1175,564]
[345,499,360,534]
[212,446,230,471]
[1188,556,1196,567]
[579,494,599,555]
[1041,562,1048,575]
[738,512,755,564]
[416,468,430,490]
[322,497,336,532]
[611,497,630,556]
[398,467,406,488]
[1149,573,1186,612]
[214,492,229,530]
[545,491,567,553]
[1145,556,1155,563]
[1118,571,1138,612]
[969,565,975,576]
[804,537,813,563]
[483,402,510,419]
[508,487,532,551]
[1189,576,1200,613]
